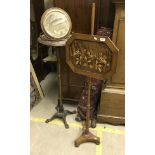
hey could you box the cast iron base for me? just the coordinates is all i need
[74,131,100,147]
[45,102,76,129]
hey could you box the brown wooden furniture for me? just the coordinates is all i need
[97,0,125,125]
[66,33,118,147]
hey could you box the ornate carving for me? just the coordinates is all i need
[70,40,112,74]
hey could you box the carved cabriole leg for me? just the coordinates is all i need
[45,109,76,129]
[62,114,69,129]
[45,113,57,123]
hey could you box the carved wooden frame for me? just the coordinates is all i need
[66,33,119,80]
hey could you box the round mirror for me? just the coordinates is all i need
[41,7,72,40]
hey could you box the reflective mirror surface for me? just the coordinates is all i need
[41,8,72,40]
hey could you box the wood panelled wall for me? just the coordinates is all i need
[54,0,100,34]
[98,0,115,28]
[54,0,115,33]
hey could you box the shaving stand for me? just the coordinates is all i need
[38,36,76,129]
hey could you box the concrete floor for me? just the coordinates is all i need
[30,73,125,155]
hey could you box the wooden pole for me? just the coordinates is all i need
[74,3,100,146]
[79,2,115,146]
[91,3,95,35]
[85,2,96,133]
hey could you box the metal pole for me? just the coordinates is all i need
[56,47,63,107]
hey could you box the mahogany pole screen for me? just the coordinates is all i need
[65,33,119,147]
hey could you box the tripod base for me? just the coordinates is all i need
[74,131,100,147]
[45,106,76,129]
